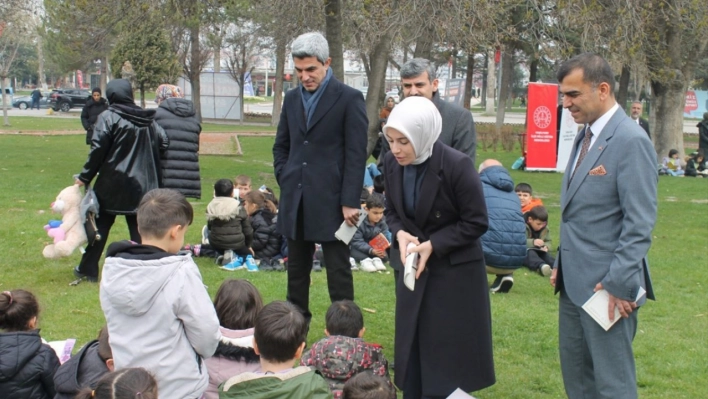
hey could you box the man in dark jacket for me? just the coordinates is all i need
[698,112,708,153]
[53,327,113,399]
[154,84,202,199]
[80,88,109,144]
[73,79,168,284]
[30,88,43,110]
[273,32,368,324]
[478,159,527,293]
[629,101,650,138]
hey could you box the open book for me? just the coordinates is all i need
[368,233,390,252]
[582,287,646,331]
[46,339,76,364]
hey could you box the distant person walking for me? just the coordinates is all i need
[30,88,43,110]
[81,88,109,145]
[154,84,202,199]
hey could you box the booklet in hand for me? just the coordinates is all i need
[582,287,646,331]
[403,243,418,291]
[368,233,390,252]
[334,209,368,245]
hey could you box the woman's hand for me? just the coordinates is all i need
[408,241,433,279]
[396,230,419,264]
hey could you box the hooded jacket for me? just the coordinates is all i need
[78,79,169,215]
[53,340,109,399]
[207,197,253,251]
[80,97,108,143]
[479,165,527,269]
[299,336,391,399]
[219,367,333,399]
[155,98,202,199]
[0,330,60,399]
[204,326,261,399]
[100,241,221,399]
[249,209,281,260]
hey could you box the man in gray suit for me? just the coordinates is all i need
[552,53,657,399]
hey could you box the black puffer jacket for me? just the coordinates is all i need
[78,79,169,215]
[154,98,202,199]
[80,97,108,144]
[249,209,281,260]
[206,197,253,252]
[0,330,60,399]
[53,340,110,399]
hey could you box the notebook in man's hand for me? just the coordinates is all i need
[582,287,646,331]
[334,209,368,245]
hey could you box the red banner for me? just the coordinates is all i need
[525,83,558,170]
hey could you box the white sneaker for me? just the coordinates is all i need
[540,264,552,277]
[359,258,377,273]
[372,257,386,271]
[349,257,359,271]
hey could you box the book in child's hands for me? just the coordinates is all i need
[368,233,390,252]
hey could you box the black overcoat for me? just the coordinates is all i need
[273,77,368,242]
[383,142,495,396]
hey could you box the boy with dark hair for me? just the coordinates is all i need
[219,301,332,399]
[54,326,114,399]
[342,372,396,399]
[204,179,255,269]
[515,182,544,214]
[300,300,391,399]
[100,188,221,399]
[350,194,390,272]
[523,205,554,277]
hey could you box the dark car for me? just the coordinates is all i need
[12,92,52,109]
[48,89,91,112]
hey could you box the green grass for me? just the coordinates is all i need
[1,135,706,398]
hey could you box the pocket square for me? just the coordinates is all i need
[589,165,607,176]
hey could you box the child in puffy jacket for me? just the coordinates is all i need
[243,190,282,271]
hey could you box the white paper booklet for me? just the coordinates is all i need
[447,388,477,399]
[334,209,368,245]
[403,243,418,291]
[582,287,646,331]
[47,339,76,364]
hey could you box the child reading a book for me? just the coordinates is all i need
[661,149,685,176]
[523,205,555,277]
[54,326,113,399]
[349,194,391,272]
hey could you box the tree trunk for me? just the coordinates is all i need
[271,39,286,126]
[190,23,202,121]
[529,57,538,83]
[100,55,108,94]
[324,0,344,81]
[364,32,393,157]
[413,25,434,59]
[481,53,487,107]
[651,80,686,161]
[463,50,475,109]
[37,35,47,90]
[240,74,245,125]
[140,82,146,108]
[213,46,221,73]
[1,76,9,126]
[485,50,496,114]
[495,51,513,151]
[450,47,457,78]
[616,64,630,112]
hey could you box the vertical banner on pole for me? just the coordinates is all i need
[556,108,580,172]
[525,83,558,170]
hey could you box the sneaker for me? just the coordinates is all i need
[360,258,378,273]
[272,259,285,272]
[312,260,323,272]
[221,257,245,271]
[245,255,259,272]
[372,257,386,271]
[71,266,98,284]
[222,250,235,266]
[490,275,514,293]
[539,264,552,277]
[350,257,359,271]
[260,259,275,272]
[201,225,210,245]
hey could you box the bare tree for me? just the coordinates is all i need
[224,22,264,125]
[0,3,32,125]
[324,0,344,81]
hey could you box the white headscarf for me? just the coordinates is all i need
[383,96,442,165]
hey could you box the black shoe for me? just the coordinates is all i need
[272,259,285,272]
[490,275,513,293]
[312,260,323,272]
[260,259,274,272]
[71,266,98,284]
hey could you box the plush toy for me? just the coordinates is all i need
[43,185,87,259]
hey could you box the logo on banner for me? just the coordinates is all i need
[533,106,553,129]
[685,91,698,114]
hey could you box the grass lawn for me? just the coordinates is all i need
[1,135,706,398]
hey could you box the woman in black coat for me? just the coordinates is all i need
[154,84,202,199]
[80,88,108,144]
[383,97,494,398]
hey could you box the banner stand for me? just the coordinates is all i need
[525,83,559,171]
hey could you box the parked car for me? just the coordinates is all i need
[12,92,52,109]
[48,89,91,112]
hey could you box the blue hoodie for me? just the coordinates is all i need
[479,166,527,269]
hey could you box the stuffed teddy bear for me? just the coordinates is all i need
[43,185,87,259]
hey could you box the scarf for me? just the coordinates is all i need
[301,67,333,128]
[382,96,442,165]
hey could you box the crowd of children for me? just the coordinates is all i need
[2,187,396,399]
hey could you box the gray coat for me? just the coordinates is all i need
[432,91,477,166]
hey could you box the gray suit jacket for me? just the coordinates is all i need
[554,107,657,307]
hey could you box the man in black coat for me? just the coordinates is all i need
[273,32,368,324]
[30,88,43,110]
[629,101,651,138]
[81,88,109,145]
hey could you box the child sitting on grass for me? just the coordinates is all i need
[300,300,392,399]
[523,205,555,277]
[205,279,263,399]
[342,372,396,399]
[0,289,60,399]
[515,182,544,214]
[243,190,283,271]
[54,325,113,399]
[349,194,390,273]
[100,188,221,399]
[75,368,157,399]
[235,174,252,199]
[661,149,685,176]
[219,301,331,399]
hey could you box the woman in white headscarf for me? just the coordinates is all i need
[382,97,495,398]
